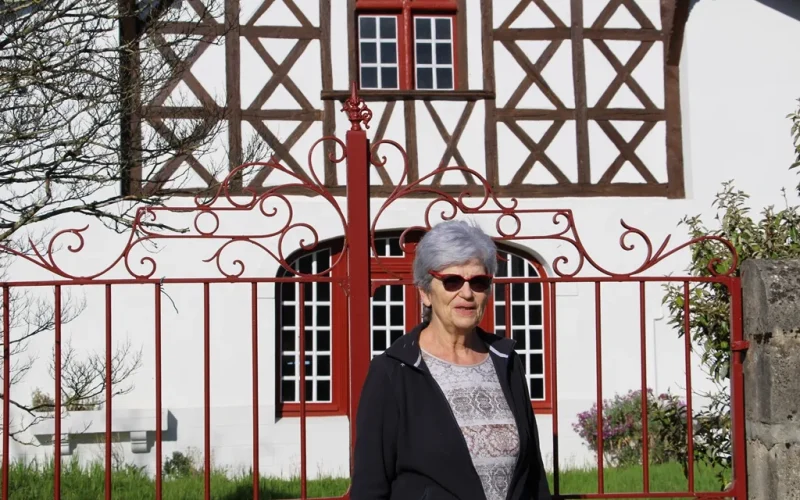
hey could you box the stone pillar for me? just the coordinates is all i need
[742,259,800,500]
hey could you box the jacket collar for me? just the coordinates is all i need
[384,321,517,370]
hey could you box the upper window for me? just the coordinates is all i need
[355,0,458,91]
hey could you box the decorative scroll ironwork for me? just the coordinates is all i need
[368,139,738,280]
[342,81,372,132]
[0,139,348,281]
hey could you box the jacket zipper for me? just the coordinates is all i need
[427,371,487,500]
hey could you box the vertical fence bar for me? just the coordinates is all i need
[2,285,10,500]
[251,282,260,500]
[594,282,604,494]
[154,284,163,500]
[504,285,511,338]
[639,281,650,492]
[105,284,113,500]
[343,85,372,464]
[683,281,695,491]
[203,282,211,500]
[54,285,62,500]
[549,281,559,497]
[728,277,747,499]
[299,283,307,500]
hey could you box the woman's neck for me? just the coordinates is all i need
[420,319,488,363]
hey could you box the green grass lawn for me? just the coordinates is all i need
[0,459,731,499]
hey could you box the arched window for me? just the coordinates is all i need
[275,234,553,416]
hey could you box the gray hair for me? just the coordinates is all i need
[413,220,497,292]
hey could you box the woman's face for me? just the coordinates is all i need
[420,259,491,334]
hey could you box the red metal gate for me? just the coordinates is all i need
[0,85,746,499]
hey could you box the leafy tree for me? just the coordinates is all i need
[661,181,800,486]
[0,0,255,442]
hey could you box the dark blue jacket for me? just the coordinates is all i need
[351,323,553,500]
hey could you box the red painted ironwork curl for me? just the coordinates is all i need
[0,138,349,280]
[368,139,739,279]
[341,81,372,131]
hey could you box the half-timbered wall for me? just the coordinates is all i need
[130,0,687,199]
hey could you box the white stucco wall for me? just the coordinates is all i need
[2,0,800,480]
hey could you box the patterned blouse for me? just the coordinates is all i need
[421,349,520,500]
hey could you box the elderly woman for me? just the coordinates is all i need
[352,220,552,500]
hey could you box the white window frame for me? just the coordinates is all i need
[495,251,547,402]
[278,249,333,404]
[413,16,455,91]
[358,15,400,90]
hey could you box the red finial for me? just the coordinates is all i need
[342,81,372,131]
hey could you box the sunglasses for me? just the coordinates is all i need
[429,271,493,293]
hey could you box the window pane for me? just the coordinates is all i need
[390,330,403,344]
[360,16,376,38]
[512,305,525,324]
[529,304,542,325]
[281,330,295,352]
[299,255,313,274]
[528,282,541,301]
[415,17,431,40]
[373,305,386,326]
[317,282,330,301]
[318,355,331,376]
[531,353,543,374]
[512,329,527,348]
[381,66,398,88]
[380,17,396,38]
[417,67,433,89]
[317,330,331,351]
[373,330,386,351]
[390,285,403,301]
[304,380,313,401]
[305,329,313,352]
[374,286,386,301]
[497,255,508,277]
[530,378,544,400]
[389,238,402,256]
[512,282,524,300]
[317,250,330,272]
[282,355,296,376]
[390,305,403,326]
[281,380,295,402]
[531,329,543,350]
[361,67,378,88]
[304,354,313,376]
[380,42,397,64]
[496,304,506,325]
[416,43,432,65]
[494,283,505,301]
[438,68,454,91]
[318,305,331,327]
[304,281,313,301]
[435,43,452,65]
[317,380,331,402]
[511,255,525,276]
[435,18,451,39]
[280,282,295,301]
[360,42,377,63]
[281,305,295,326]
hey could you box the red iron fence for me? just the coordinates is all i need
[0,84,746,499]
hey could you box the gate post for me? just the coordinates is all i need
[741,259,800,500]
[342,83,373,462]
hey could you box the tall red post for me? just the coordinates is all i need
[342,81,373,463]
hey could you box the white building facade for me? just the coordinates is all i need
[4,0,800,482]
